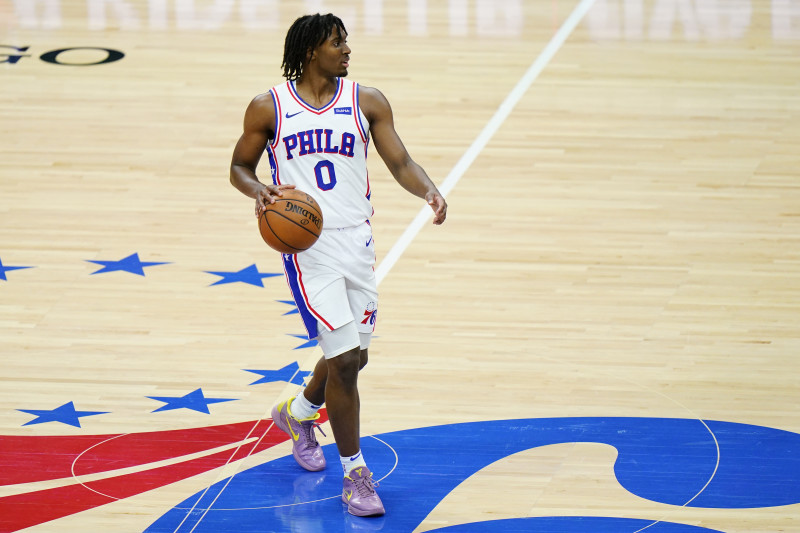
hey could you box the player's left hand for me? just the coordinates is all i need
[427,192,447,225]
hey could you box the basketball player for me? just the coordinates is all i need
[229,14,447,517]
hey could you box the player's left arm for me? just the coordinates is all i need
[360,86,447,225]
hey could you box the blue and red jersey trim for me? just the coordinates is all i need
[288,78,344,114]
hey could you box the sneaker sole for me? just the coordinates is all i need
[342,494,385,517]
[346,503,386,517]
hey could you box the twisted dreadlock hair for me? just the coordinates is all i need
[282,13,347,81]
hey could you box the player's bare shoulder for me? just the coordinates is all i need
[244,91,277,138]
[357,85,392,124]
[247,91,275,114]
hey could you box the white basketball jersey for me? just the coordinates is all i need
[267,78,372,229]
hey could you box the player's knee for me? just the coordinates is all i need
[317,322,372,377]
[327,347,361,385]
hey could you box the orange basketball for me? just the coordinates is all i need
[258,188,323,254]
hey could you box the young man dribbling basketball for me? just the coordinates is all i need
[229,13,447,517]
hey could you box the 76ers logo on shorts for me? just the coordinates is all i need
[361,302,377,328]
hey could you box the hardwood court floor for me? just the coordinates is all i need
[1,0,799,532]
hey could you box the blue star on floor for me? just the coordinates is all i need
[244,362,312,386]
[289,334,318,350]
[0,257,34,281]
[147,388,237,414]
[18,401,109,428]
[278,300,299,315]
[205,264,282,287]
[86,252,170,276]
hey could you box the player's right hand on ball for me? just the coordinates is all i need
[255,184,296,216]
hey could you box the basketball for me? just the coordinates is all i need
[258,188,324,254]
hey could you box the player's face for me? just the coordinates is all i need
[314,26,350,77]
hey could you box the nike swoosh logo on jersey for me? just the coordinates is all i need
[365,237,373,247]
[285,110,304,119]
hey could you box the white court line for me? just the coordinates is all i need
[179,1,596,529]
[176,370,301,533]
[376,0,598,286]
[172,435,400,512]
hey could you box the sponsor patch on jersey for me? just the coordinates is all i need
[334,107,352,115]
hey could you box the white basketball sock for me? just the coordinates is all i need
[341,450,367,476]
[289,391,321,420]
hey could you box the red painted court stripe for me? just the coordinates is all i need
[1,420,274,486]
[0,411,328,532]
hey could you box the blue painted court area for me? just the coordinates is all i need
[146,417,800,533]
[429,517,727,532]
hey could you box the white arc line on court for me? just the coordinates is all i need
[375,0,597,287]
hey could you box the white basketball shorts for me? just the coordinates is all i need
[282,221,378,342]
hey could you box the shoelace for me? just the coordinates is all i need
[299,420,326,447]
[352,473,379,497]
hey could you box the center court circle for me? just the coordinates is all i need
[144,417,800,532]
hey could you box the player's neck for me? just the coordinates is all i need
[295,74,338,109]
